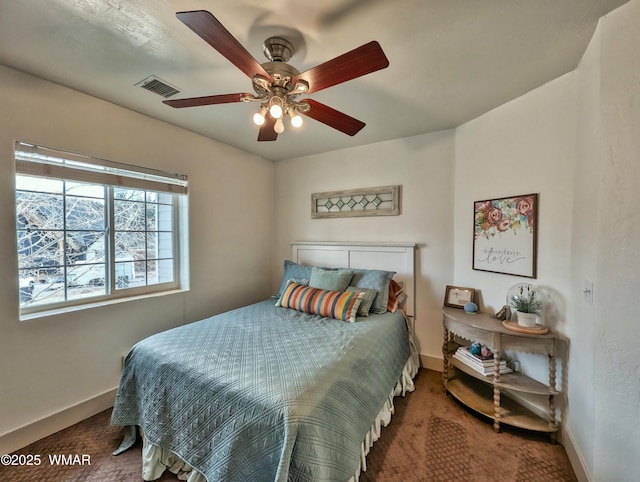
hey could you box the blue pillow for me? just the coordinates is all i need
[309,267,354,291]
[276,260,313,298]
[349,268,396,314]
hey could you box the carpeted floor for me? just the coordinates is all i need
[0,369,576,481]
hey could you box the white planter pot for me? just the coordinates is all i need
[516,311,538,328]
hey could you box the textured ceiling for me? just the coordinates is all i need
[0,0,629,161]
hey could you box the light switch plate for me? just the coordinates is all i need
[584,279,593,304]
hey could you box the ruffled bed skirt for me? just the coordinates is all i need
[132,338,420,482]
[349,334,420,482]
[140,436,202,482]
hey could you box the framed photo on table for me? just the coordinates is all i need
[472,193,538,278]
[444,285,476,309]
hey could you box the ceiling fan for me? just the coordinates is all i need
[163,10,389,142]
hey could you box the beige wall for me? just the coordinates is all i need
[0,65,275,452]
[569,15,602,478]
[454,71,577,390]
[592,2,640,479]
[273,130,455,359]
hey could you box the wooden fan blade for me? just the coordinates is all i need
[293,41,388,94]
[163,93,250,108]
[257,116,278,141]
[176,10,273,82]
[300,99,365,136]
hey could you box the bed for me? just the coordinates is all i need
[111,242,419,482]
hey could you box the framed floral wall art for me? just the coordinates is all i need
[473,193,538,278]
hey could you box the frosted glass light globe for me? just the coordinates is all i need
[253,112,266,126]
[274,118,285,134]
[290,113,303,128]
[269,103,283,119]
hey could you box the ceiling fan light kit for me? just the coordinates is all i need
[242,54,310,134]
[163,10,389,142]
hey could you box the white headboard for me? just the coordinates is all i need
[291,241,416,319]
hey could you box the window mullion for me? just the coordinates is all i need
[144,196,148,286]
[62,181,69,300]
[106,186,115,294]
[172,198,179,285]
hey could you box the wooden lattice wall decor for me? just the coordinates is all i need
[311,185,400,218]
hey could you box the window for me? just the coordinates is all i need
[15,142,188,315]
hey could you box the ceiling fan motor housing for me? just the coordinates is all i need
[262,37,294,62]
[261,37,302,93]
[262,61,300,89]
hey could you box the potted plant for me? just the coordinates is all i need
[510,285,542,327]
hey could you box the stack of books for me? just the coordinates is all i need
[452,346,513,376]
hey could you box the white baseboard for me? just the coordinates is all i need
[0,387,118,455]
[562,425,592,482]
[420,353,443,371]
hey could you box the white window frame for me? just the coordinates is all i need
[15,141,189,318]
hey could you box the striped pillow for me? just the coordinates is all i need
[276,281,364,323]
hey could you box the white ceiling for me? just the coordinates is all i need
[0,0,629,161]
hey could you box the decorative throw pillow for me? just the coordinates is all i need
[276,281,364,323]
[387,279,404,313]
[349,268,396,314]
[345,286,377,317]
[309,267,354,292]
[289,277,310,286]
[276,260,313,298]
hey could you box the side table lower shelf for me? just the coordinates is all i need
[444,373,559,436]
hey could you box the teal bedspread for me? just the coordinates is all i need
[111,299,411,481]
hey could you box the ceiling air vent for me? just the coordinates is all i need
[136,75,181,98]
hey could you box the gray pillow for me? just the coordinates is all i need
[345,286,377,317]
[309,267,354,291]
[349,268,396,314]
